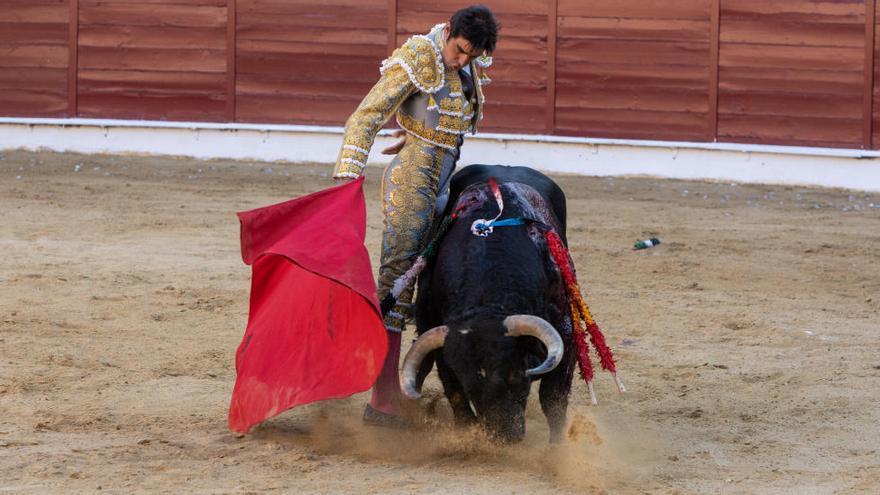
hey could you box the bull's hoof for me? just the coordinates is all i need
[362,404,413,429]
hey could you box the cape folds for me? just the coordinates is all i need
[228,177,386,433]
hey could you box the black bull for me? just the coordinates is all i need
[400,164,575,443]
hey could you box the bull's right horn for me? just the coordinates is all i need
[503,315,564,376]
[400,325,449,399]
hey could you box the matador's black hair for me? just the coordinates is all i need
[449,5,499,54]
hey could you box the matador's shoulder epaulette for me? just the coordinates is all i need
[380,33,445,94]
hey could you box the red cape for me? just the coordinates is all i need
[228,177,386,433]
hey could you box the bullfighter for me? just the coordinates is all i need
[332,5,499,425]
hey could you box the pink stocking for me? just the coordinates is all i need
[369,330,402,414]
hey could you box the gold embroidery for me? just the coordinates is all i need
[333,63,416,178]
[397,113,460,149]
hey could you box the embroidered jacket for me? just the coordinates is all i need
[333,23,492,179]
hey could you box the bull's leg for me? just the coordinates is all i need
[539,343,574,443]
[436,360,478,427]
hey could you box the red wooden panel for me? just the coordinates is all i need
[0,0,69,117]
[77,93,226,121]
[81,0,225,5]
[718,114,862,147]
[480,102,547,132]
[79,47,226,73]
[78,69,225,93]
[558,0,710,20]
[237,25,387,46]
[0,4,68,23]
[237,8,387,30]
[0,45,68,69]
[721,18,864,47]
[237,75,374,99]
[78,26,227,50]
[721,0,864,21]
[558,63,709,89]
[558,17,709,42]
[719,91,861,119]
[236,94,365,124]
[0,23,68,45]
[237,40,386,58]
[79,4,226,28]
[236,52,380,82]
[720,44,862,71]
[558,39,710,67]
[556,107,709,140]
[400,0,548,16]
[0,68,67,91]
[397,11,546,37]
[720,66,862,95]
[0,90,68,116]
[557,85,709,113]
[718,1,865,148]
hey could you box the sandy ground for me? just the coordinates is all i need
[1,149,879,494]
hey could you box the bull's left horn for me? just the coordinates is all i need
[503,315,564,376]
[400,326,449,400]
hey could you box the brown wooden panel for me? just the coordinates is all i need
[78,25,227,50]
[398,11,546,37]
[400,0,549,16]
[0,45,68,69]
[237,75,374,99]
[557,85,709,113]
[237,40,386,58]
[558,17,709,42]
[77,93,226,121]
[719,91,861,119]
[0,0,69,116]
[0,4,68,23]
[76,1,228,122]
[81,0,225,5]
[718,114,862,147]
[78,69,225,93]
[0,22,68,45]
[720,43,863,71]
[558,39,710,66]
[237,7,387,30]
[237,25,386,46]
[720,18,864,47]
[721,66,862,95]
[236,52,380,82]
[79,4,226,28]
[558,63,709,88]
[236,94,365,124]
[79,47,226,73]
[556,107,709,140]
[558,0,710,20]
[720,0,864,21]
[480,102,547,131]
[0,67,67,90]
[0,90,68,116]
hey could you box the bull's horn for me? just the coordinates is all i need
[503,315,564,376]
[400,326,449,399]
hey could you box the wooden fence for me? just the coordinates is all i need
[2,0,880,149]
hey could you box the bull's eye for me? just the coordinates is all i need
[478,368,487,379]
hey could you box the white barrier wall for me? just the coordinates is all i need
[3,118,880,192]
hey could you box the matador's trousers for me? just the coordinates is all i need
[377,137,459,332]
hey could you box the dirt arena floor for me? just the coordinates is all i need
[1,149,879,494]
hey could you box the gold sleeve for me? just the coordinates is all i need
[333,64,417,179]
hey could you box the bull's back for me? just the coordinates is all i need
[448,165,567,240]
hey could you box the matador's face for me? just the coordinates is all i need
[441,24,483,71]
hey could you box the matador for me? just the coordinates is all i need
[332,6,499,425]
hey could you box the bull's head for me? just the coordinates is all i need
[400,315,564,442]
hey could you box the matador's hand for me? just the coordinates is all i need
[381,129,407,155]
